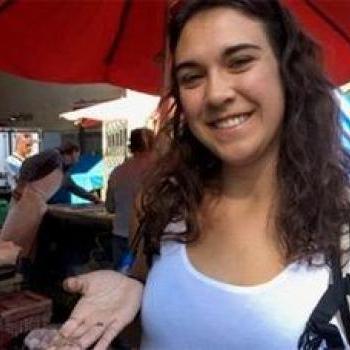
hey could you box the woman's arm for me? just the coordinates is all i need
[55,271,143,350]
[50,192,149,350]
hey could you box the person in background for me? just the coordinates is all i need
[0,141,101,259]
[48,144,103,204]
[5,132,33,190]
[106,128,155,270]
[16,141,102,205]
[45,0,350,349]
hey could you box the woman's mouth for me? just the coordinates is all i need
[208,113,252,129]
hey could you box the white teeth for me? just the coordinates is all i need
[214,115,249,129]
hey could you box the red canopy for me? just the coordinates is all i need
[0,0,349,94]
[0,0,168,94]
[285,0,350,87]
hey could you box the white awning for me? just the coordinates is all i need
[60,89,160,127]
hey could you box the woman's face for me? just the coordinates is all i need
[174,7,285,168]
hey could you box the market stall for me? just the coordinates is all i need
[20,203,114,326]
[47,203,113,228]
[60,89,160,191]
[32,203,113,279]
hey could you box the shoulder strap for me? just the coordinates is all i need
[298,279,345,349]
[331,253,350,342]
[298,254,350,349]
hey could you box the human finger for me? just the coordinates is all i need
[65,318,105,341]
[59,317,85,338]
[77,322,107,350]
[47,341,82,350]
[63,276,84,294]
[93,320,124,350]
[47,332,82,350]
[65,320,90,339]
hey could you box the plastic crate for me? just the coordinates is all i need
[0,290,52,337]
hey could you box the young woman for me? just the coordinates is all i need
[53,1,350,349]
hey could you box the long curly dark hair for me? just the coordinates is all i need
[136,0,350,265]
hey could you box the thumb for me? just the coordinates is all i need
[63,276,85,294]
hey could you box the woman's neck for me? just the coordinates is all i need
[220,150,279,204]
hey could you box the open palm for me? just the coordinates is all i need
[57,270,143,350]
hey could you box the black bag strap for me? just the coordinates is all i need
[298,254,350,349]
[298,280,345,349]
[331,253,350,342]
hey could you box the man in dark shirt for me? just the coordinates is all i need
[1,141,100,260]
[14,141,101,204]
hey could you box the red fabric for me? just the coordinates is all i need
[80,119,102,129]
[0,0,167,94]
[0,0,349,94]
[284,0,350,86]
[0,1,124,82]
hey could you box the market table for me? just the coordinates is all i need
[33,203,114,278]
[46,203,114,229]
[29,203,115,322]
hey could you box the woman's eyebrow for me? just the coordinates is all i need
[174,43,261,74]
[222,43,261,57]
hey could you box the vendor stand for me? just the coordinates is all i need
[47,202,113,228]
[29,203,114,323]
[60,89,160,193]
[33,203,114,279]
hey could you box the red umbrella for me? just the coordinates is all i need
[0,0,169,94]
[0,0,349,94]
[284,0,350,87]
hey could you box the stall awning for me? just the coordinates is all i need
[60,89,160,128]
[0,0,349,93]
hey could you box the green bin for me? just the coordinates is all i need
[0,200,9,227]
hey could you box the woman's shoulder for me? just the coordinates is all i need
[156,221,187,256]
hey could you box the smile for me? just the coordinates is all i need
[209,113,252,129]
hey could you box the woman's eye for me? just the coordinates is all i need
[227,56,253,70]
[177,73,203,88]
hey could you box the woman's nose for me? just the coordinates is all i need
[205,69,236,108]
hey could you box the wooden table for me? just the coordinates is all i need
[47,203,114,230]
[35,203,114,276]
[31,203,115,315]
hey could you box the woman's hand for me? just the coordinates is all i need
[55,270,143,350]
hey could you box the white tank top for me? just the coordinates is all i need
[141,241,348,350]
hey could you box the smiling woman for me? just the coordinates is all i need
[52,1,350,350]
[174,6,285,168]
